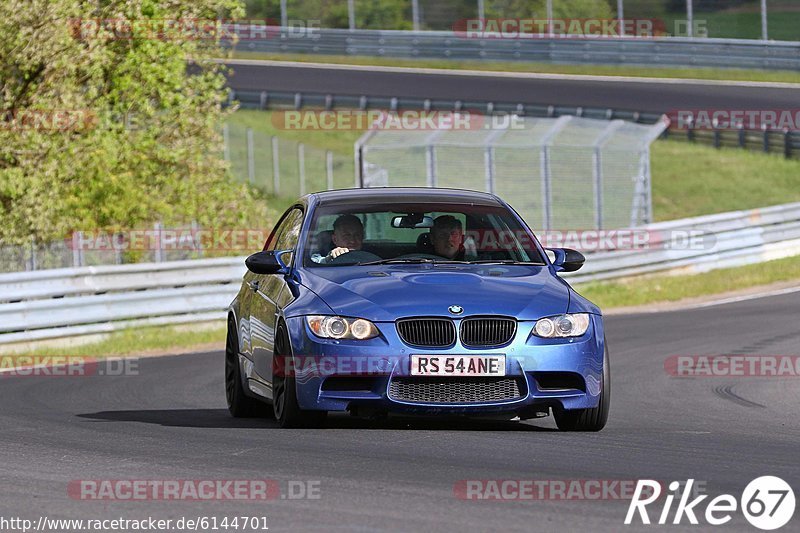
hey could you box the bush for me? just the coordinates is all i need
[0,0,270,246]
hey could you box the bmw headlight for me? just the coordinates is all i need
[533,314,590,338]
[306,316,380,340]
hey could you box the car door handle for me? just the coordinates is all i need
[247,280,259,292]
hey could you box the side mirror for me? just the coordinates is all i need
[548,248,585,272]
[245,250,289,275]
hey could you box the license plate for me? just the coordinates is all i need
[410,355,506,376]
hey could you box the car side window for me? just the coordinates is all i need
[274,208,304,251]
[265,208,304,252]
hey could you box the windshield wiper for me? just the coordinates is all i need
[465,260,546,265]
[357,258,438,265]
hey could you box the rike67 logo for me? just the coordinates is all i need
[625,477,795,530]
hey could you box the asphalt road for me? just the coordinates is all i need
[1,289,798,532]
[224,60,800,114]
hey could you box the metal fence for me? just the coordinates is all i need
[0,223,209,274]
[229,27,800,70]
[4,200,800,345]
[252,0,793,41]
[356,114,668,229]
[223,122,355,197]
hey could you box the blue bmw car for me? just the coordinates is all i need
[226,188,609,430]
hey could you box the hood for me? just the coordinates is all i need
[298,264,569,322]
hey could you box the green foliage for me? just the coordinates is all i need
[485,0,613,19]
[0,0,270,246]
[243,0,612,29]
[244,0,412,29]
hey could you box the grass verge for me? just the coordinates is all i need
[574,254,800,309]
[1,323,226,362]
[228,51,800,84]
[651,140,800,221]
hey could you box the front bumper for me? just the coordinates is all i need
[284,314,605,415]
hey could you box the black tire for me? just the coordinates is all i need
[272,324,327,428]
[554,343,610,432]
[225,317,270,418]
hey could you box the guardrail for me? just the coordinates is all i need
[3,202,800,345]
[231,89,800,160]
[228,28,800,71]
[564,202,800,284]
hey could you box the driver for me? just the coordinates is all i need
[430,215,466,260]
[312,214,364,263]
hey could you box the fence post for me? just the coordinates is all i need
[280,0,288,29]
[483,146,494,194]
[617,0,624,37]
[425,146,436,186]
[477,0,484,22]
[591,120,625,230]
[72,231,84,267]
[687,0,694,38]
[547,0,553,37]
[784,130,792,159]
[593,147,603,229]
[348,0,355,30]
[246,128,255,184]
[298,143,306,196]
[192,220,203,258]
[223,123,230,162]
[153,222,164,263]
[539,116,573,231]
[326,150,334,190]
[761,0,768,41]
[412,0,420,31]
[272,136,280,196]
[29,236,37,271]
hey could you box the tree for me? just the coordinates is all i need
[0,0,267,246]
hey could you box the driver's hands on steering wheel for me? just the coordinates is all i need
[326,247,351,260]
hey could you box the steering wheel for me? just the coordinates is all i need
[328,250,382,265]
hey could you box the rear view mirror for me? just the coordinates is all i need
[391,214,434,228]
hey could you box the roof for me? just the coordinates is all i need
[310,187,503,207]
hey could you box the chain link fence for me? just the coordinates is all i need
[356,114,668,230]
[0,223,208,273]
[245,0,795,40]
[223,122,355,197]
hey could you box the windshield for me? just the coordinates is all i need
[303,201,546,267]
